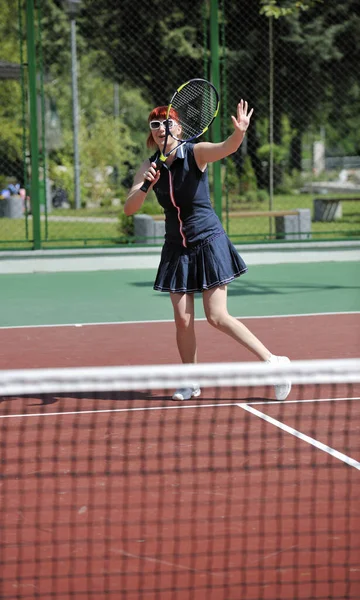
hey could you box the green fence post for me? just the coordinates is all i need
[26,0,41,249]
[210,0,222,222]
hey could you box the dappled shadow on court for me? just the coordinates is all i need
[130,281,156,287]
[227,278,360,297]
[0,391,156,407]
[130,278,360,298]
[0,392,267,410]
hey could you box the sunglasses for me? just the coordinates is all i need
[149,119,176,131]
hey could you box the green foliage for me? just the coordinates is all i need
[222,159,239,195]
[118,196,163,239]
[275,172,295,194]
[324,82,360,156]
[260,0,323,19]
[45,49,152,208]
[79,115,133,205]
[0,0,21,61]
[256,189,269,203]
[0,0,23,170]
[256,115,295,163]
[162,25,203,60]
[0,81,23,162]
[274,169,305,193]
[0,175,8,190]
[243,190,258,204]
[39,0,75,79]
[239,156,258,194]
[49,161,74,193]
[257,143,287,164]
[80,0,206,105]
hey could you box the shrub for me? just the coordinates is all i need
[222,158,239,194]
[257,189,269,203]
[257,143,287,165]
[239,155,258,194]
[118,194,163,240]
[119,212,134,239]
[244,190,258,204]
[275,168,307,194]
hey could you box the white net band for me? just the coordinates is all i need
[0,358,359,396]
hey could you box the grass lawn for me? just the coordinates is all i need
[0,193,359,249]
[226,195,360,242]
[0,215,121,249]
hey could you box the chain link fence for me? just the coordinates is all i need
[1,0,359,250]
[0,1,29,246]
[220,0,360,243]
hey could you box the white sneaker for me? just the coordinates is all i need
[172,386,201,401]
[267,355,292,400]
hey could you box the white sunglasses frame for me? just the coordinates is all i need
[149,119,176,131]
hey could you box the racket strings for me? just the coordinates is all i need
[171,80,218,141]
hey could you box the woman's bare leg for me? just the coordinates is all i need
[170,292,197,363]
[202,285,272,361]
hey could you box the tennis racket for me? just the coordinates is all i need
[140,78,220,193]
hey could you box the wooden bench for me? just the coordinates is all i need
[225,209,311,240]
[152,208,311,240]
[313,197,360,222]
[224,210,298,219]
[153,210,298,221]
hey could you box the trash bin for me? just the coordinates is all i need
[4,194,24,218]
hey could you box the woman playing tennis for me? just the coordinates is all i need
[124,98,291,401]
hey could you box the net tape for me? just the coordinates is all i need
[1,358,359,396]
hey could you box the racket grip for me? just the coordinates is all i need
[140,179,152,193]
[140,159,163,193]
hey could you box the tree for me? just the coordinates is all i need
[222,0,360,183]
[278,1,360,168]
[0,0,24,181]
[76,0,206,106]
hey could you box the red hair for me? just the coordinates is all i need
[146,106,180,149]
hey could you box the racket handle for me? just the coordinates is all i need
[140,159,163,193]
[140,179,152,193]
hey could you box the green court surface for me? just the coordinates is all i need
[1,261,359,328]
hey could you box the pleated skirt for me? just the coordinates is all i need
[154,232,248,293]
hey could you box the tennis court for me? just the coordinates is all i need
[0,255,359,599]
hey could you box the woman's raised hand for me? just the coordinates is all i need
[231,99,254,133]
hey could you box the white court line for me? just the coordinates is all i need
[238,402,360,470]
[0,402,234,419]
[245,396,360,406]
[0,311,359,330]
[0,396,359,420]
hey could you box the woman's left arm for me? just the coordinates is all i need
[194,99,253,169]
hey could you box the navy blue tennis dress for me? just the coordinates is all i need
[151,143,247,293]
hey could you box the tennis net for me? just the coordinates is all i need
[0,359,359,600]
